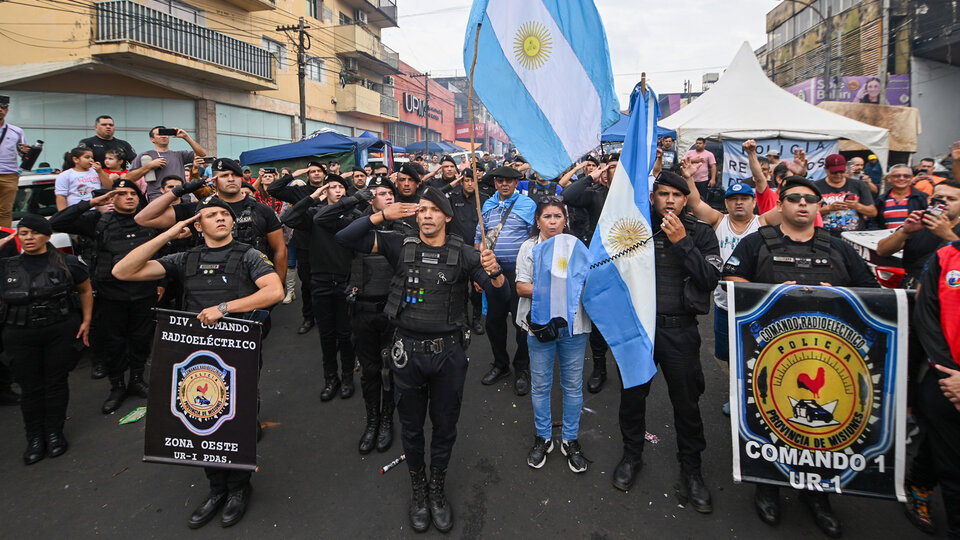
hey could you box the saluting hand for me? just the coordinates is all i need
[0,234,16,250]
[90,189,119,207]
[164,214,200,240]
[382,203,419,221]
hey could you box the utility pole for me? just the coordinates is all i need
[410,72,431,155]
[278,17,311,139]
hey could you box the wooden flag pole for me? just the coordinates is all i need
[467,23,486,248]
[640,72,647,99]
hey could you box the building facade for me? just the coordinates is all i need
[385,61,454,150]
[0,0,402,163]
[432,75,510,156]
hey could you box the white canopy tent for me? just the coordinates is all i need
[660,42,890,172]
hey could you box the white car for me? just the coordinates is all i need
[13,173,74,253]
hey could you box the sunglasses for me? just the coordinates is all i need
[538,195,564,204]
[782,193,821,204]
[0,104,8,109]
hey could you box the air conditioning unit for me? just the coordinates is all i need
[345,58,359,72]
[383,76,395,86]
[355,10,368,24]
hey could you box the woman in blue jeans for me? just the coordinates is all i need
[515,198,591,473]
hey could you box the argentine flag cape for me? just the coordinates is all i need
[531,233,591,327]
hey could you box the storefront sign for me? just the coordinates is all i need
[786,75,911,106]
[402,92,442,121]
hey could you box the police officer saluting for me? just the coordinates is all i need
[613,172,721,515]
[1,215,92,464]
[724,176,877,537]
[336,187,507,533]
[50,179,158,414]
[113,196,284,528]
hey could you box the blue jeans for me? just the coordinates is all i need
[714,305,729,362]
[527,330,588,441]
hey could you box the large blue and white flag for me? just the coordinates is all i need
[463,0,620,179]
[531,233,591,326]
[582,84,660,388]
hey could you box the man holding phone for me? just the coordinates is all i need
[127,126,207,201]
[814,154,876,235]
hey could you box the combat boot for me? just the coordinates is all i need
[408,467,431,532]
[90,359,107,380]
[376,398,394,452]
[358,404,379,455]
[587,357,607,393]
[428,466,453,532]
[127,369,149,398]
[102,377,127,414]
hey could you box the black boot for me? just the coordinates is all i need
[376,398,394,453]
[409,467,431,532]
[358,404,379,455]
[340,373,355,399]
[127,369,149,398]
[678,470,713,513]
[320,376,340,402]
[472,306,485,335]
[46,432,68,458]
[90,360,107,380]
[428,466,453,532]
[23,434,45,465]
[587,357,607,393]
[102,377,127,414]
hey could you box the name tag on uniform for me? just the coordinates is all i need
[199,263,220,275]
[421,252,440,265]
[772,256,795,263]
[795,257,812,268]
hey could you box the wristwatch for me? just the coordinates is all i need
[488,266,503,279]
[217,302,229,316]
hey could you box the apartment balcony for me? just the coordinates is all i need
[92,0,276,91]
[336,83,398,122]
[334,24,400,75]
[222,0,277,12]
[339,0,398,28]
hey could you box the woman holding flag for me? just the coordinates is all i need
[515,197,592,473]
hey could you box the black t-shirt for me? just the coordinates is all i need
[902,224,960,279]
[723,227,877,287]
[0,250,89,286]
[78,136,136,166]
[157,242,275,310]
[814,178,875,233]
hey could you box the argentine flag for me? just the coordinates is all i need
[463,0,620,179]
[531,234,590,326]
[582,83,660,388]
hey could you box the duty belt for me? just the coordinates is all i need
[656,314,697,328]
[399,333,460,354]
[355,300,387,313]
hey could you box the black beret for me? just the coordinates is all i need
[398,163,422,183]
[240,182,255,192]
[307,161,327,172]
[17,214,52,236]
[513,155,527,164]
[323,174,350,190]
[420,186,454,218]
[367,175,396,195]
[653,171,690,195]
[462,168,474,178]
[440,155,457,166]
[214,158,243,176]
[584,156,600,166]
[351,166,366,174]
[779,176,822,200]
[113,178,141,193]
[196,195,236,219]
[486,166,523,180]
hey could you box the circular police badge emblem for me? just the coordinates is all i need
[946,269,960,288]
[171,351,236,436]
[752,328,872,452]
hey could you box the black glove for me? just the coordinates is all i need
[172,178,206,198]
[355,188,374,202]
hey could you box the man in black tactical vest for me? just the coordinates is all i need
[0,215,93,465]
[723,176,877,538]
[113,196,284,529]
[612,172,722,516]
[524,172,562,200]
[336,187,507,533]
[50,179,159,414]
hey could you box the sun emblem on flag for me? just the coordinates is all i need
[556,256,569,272]
[513,21,552,70]
[607,217,650,259]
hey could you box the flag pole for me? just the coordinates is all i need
[640,72,647,98]
[467,23,486,248]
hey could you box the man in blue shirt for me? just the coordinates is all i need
[475,166,537,395]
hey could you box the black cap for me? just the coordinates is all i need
[653,171,690,195]
[486,166,523,180]
[367,175,396,195]
[0,95,8,106]
[307,161,327,172]
[398,163,422,183]
[440,155,457,166]
[323,174,350,190]
[420,186,454,217]
[17,214,52,236]
[213,158,243,176]
[513,155,527,164]
[779,176,822,200]
[196,196,236,219]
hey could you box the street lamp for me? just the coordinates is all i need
[780,0,833,101]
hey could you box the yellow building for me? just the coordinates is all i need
[0,0,401,161]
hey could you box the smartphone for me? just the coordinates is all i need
[927,197,946,216]
[201,156,216,164]
[157,128,178,136]
[261,167,277,174]
[844,193,858,202]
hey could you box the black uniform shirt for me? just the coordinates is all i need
[157,241,275,310]
[723,226,877,287]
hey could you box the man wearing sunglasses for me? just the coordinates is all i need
[723,176,876,538]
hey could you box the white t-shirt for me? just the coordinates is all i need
[515,236,591,335]
[714,214,760,310]
[55,168,102,206]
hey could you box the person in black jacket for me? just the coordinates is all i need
[281,174,357,401]
[50,180,158,414]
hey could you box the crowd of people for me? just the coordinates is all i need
[0,99,958,537]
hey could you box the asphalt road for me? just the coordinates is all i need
[0,300,947,539]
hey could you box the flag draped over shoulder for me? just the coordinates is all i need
[531,233,590,327]
[582,84,660,388]
[463,0,620,179]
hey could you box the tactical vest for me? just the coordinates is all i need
[233,198,269,255]
[0,248,78,327]
[384,234,467,334]
[653,214,699,315]
[93,212,156,282]
[527,181,559,201]
[755,226,851,286]
[348,253,393,301]
[181,242,258,313]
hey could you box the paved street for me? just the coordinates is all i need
[0,300,946,539]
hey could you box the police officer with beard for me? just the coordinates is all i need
[50,179,158,414]
[0,215,93,464]
[336,187,507,533]
[724,176,877,538]
[613,172,721,516]
[113,196,284,529]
